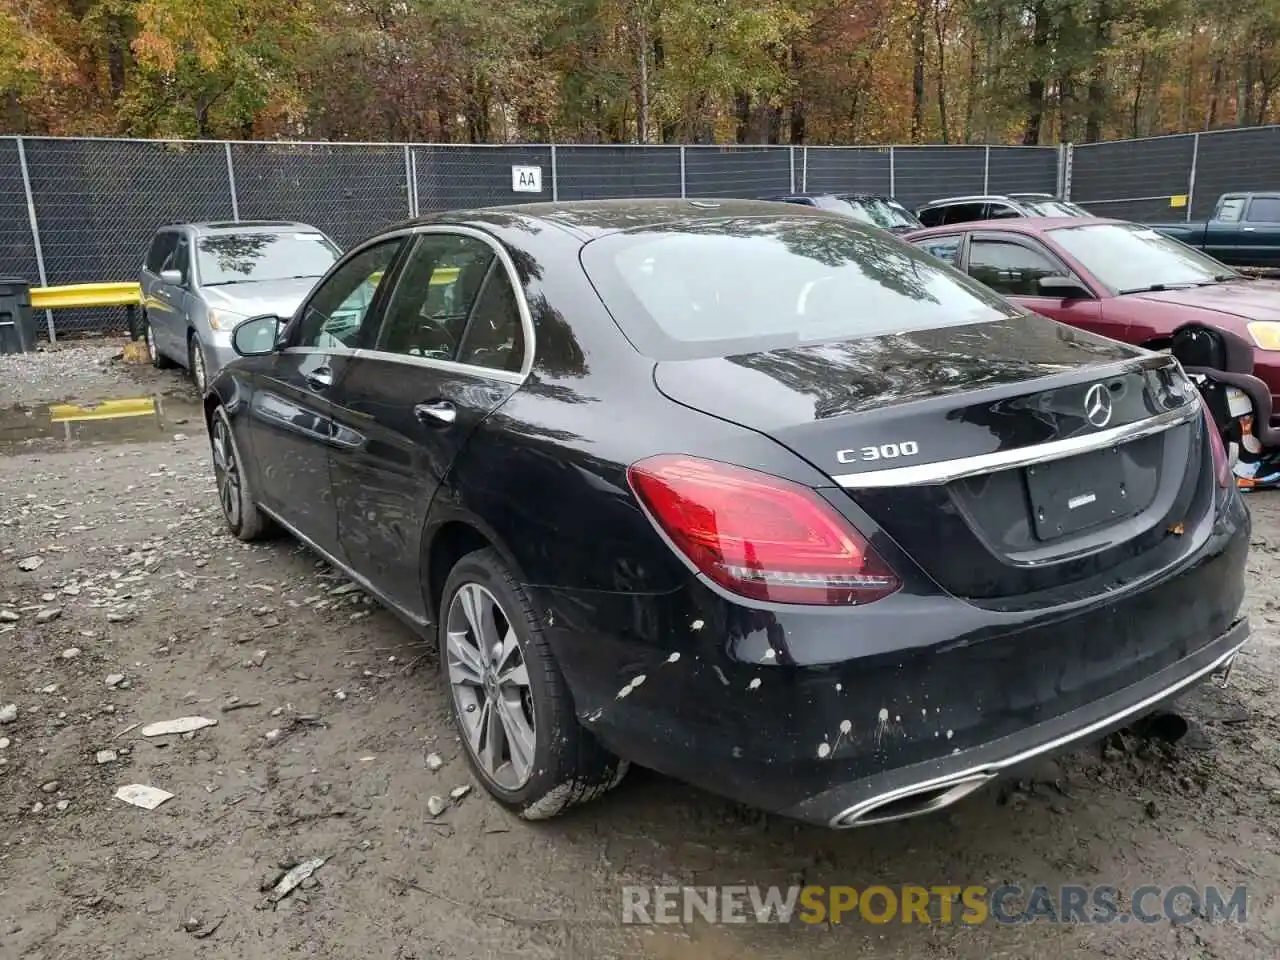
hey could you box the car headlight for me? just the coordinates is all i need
[1246,321,1280,350]
[208,309,247,332]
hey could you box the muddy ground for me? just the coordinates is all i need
[2,340,1280,960]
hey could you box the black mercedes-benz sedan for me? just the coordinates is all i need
[203,199,1250,829]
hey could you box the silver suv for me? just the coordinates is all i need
[139,220,341,392]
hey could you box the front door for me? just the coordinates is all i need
[965,234,1111,339]
[245,237,405,558]
[327,230,528,618]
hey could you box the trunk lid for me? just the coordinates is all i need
[653,315,1206,601]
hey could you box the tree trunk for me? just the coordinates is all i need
[635,13,649,143]
[912,0,927,141]
[789,44,806,144]
[933,0,948,143]
[1130,52,1145,139]
[1207,56,1223,129]
[1085,0,1110,142]
[1022,3,1048,145]
[964,29,977,141]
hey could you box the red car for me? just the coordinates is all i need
[905,216,1280,409]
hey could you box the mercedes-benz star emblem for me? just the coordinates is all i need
[1084,382,1113,428]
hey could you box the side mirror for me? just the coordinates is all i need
[1037,275,1092,300]
[159,269,184,286]
[231,315,283,357]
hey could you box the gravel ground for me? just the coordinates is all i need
[2,342,1280,959]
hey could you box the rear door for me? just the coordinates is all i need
[1204,195,1246,263]
[962,233,1111,338]
[245,237,406,557]
[326,228,529,618]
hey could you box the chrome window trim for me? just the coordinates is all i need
[832,400,1199,489]
[280,224,535,384]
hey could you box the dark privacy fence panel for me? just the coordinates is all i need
[683,146,794,198]
[231,142,410,248]
[414,145,554,212]
[554,146,682,200]
[1070,135,1195,223]
[1190,127,1280,220]
[803,147,891,195]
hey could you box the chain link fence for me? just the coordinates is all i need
[0,135,1090,339]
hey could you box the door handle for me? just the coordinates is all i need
[1243,226,1257,232]
[305,367,333,390]
[414,400,457,425]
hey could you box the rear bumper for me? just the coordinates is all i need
[535,484,1250,827]
[788,616,1247,827]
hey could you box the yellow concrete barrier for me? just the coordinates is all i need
[31,282,142,311]
[49,396,157,423]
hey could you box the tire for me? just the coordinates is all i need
[209,406,272,541]
[143,313,174,369]
[439,548,628,820]
[189,331,209,395]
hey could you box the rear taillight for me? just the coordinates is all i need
[1201,396,1231,488]
[626,455,901,605]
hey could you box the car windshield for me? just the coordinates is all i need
[1020,198,1091,217]
[579,217,1021,360]
[837,197,921,230]
[197,231,340,286]
[1049,222,1238,294]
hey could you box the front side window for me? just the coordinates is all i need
[377,235,495,361]
[579,217,1020,361]
[966,239,1061,296]
[295,240,401,349]
[145,232,178,273]
[1048,222,1236,294]
[163,236,191,284]
[197,231,339,287]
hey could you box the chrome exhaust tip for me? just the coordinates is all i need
[830,772,997,829]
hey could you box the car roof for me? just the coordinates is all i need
[763,192,897,200]
[394,198,836,242]
[166,220,322,235]
[906,216,1122,239]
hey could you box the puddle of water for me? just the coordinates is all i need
[0,395,205,453]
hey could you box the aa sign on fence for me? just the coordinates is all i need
[512,165,543,194]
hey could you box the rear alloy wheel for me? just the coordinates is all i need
[210,407,271,541]
[144,314,173,369]
[189,333,208,394]
[440,548,628,819]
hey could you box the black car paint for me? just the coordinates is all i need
[205,199,1249,826]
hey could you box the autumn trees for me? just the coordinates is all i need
[3,0,1280,144]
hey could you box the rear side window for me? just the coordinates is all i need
[918,207,946,227]
[942,203,990,224]
[1217,198,1246,222]
[579,218,1020,361]
[145,232,178,273]
[1246,197,1280,222]
[912,235,962,266]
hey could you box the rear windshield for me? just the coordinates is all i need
[578,217,1021,360]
